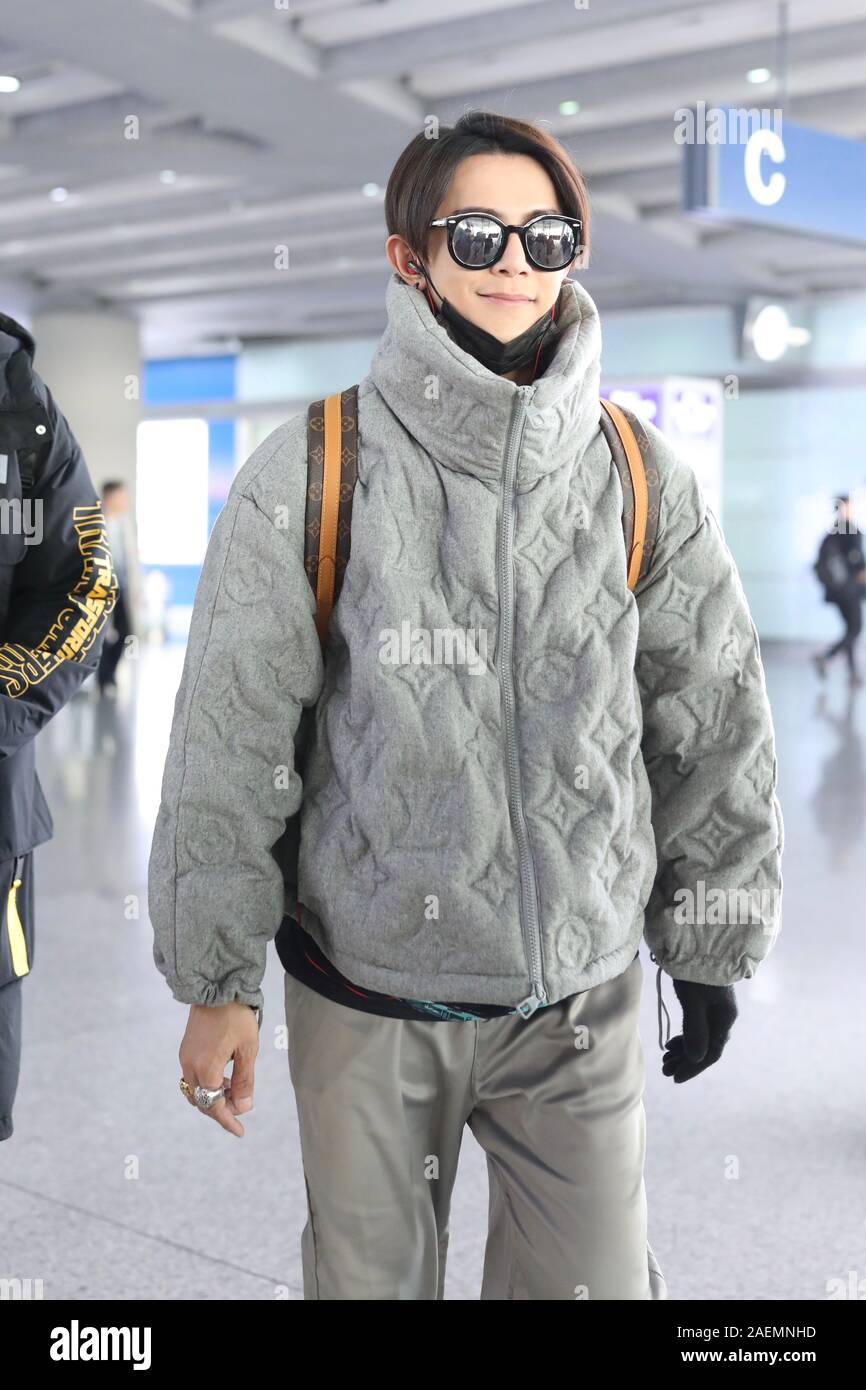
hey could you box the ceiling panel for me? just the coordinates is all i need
[0,0,861,354]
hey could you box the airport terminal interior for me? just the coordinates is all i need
[2,0,865,1303]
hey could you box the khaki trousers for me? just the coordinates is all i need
[283,951,668,1300]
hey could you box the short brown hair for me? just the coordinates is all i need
[385,110,591,266]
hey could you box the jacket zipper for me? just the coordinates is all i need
[496,384,548,1019]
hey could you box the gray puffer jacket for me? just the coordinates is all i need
[148,273,784,1017]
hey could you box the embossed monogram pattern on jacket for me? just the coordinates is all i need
[148,274,784,1012]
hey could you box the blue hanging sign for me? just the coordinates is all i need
[682,104,866,245]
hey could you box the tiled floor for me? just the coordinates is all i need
[1,639,864,1300]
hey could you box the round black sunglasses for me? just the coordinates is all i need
[429,211,582,272]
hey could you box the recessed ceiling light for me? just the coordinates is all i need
[49,187,68,202]
[362,182,380,197]
[159,169,177,184]
[747,67,772,83]
[0,75,21,94]
[559,100,580,116]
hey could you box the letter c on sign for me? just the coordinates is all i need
[744,129,786,206]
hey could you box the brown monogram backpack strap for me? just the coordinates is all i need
[599,398,660,590]
[305,384,359,650]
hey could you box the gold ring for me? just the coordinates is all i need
[179,1077,194,1101]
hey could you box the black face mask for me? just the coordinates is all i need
[412,260,560,377]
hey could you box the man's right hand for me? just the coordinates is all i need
[179,1001,260,1137]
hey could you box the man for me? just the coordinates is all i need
[0,311,117,1141]
[148,114,783,1300]
[813,494,866,686]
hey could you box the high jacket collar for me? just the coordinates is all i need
[369,271,603,489]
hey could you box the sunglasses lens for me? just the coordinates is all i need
[525,217,577,269]
[451,216,503,267]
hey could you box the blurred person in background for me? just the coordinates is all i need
[97,479,138,695]
[813,493,866,686]
[149,111,783,1300]
[141,568,171,644]
[0,311,116,1141]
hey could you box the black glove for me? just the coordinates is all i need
[662,979,738,1083]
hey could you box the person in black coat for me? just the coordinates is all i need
[0,312,117,1140]
[812,494,866,686]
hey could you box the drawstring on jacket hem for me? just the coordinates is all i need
[650,952,672,1051]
